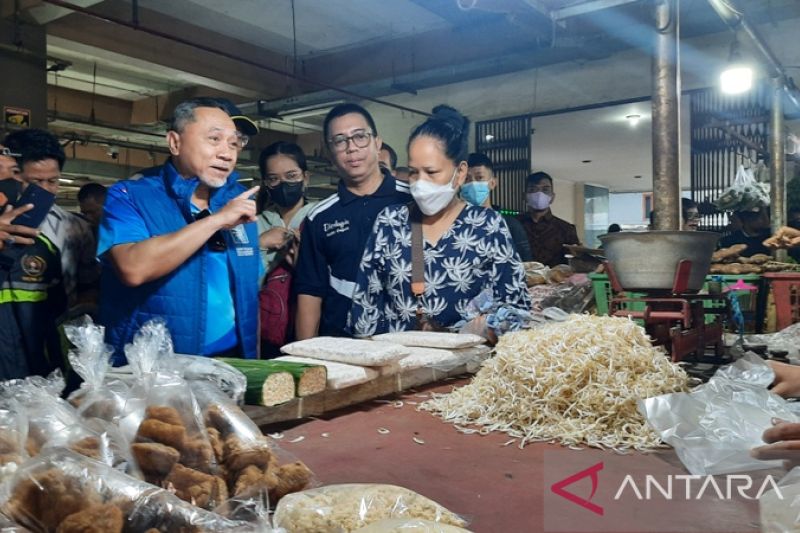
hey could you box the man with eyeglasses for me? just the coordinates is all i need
[294,102,410,339]
[4,129,99,307]
[517,171,580,267]
[464,153,533,261]
[97,97,262,364]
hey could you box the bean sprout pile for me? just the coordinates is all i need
[420,315,690,451]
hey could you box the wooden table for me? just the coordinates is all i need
[258,379,772,533]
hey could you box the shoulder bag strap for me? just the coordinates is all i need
[409,204,426,329]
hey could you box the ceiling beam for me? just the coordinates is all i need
[39,0,431,116]
[551,0,641,21]
[245,39,622,118]
[44,1,295,100]
[24,0,102,24]
[300,16,547,89]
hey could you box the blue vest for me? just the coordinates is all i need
[100,163,260,364]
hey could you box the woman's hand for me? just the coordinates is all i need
[284,230,301,267]
[768,360,800,398]
[259,227,294,252]
[459,315,498,345]
[751,419,800,469]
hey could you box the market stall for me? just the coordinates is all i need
[262,381,769,533]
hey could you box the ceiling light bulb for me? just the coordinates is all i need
[626,114,641,127]
[484,134,495,142]
[720,65,753,94]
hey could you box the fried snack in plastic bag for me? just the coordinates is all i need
[0,402,28,483]
[0,448,264,533]
[40,418,138,476]
[64,316,129,422]
[191,382,314,505]
[8,383,79,458]
[128,376,219,488]
[273,484,468,533]
[192,382,262,445]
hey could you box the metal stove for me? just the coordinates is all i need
[606,260,727,362]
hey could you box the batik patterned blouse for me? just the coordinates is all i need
[349,203,531,336]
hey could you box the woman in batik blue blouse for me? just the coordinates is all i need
[348,105,530,337]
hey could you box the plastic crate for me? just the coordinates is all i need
[588,273,645,315]
[589,273,763,332]
[763,273,800,331]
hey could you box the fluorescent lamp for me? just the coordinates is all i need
[720,65,753,94]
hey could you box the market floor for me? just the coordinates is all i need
[263,379,767,533]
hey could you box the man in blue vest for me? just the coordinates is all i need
[97,98,261,364]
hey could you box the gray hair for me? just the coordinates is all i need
[169,97,228,133]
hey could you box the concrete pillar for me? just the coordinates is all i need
[0,17,47,134]
[770,77,787,262]
[651,0,681,231]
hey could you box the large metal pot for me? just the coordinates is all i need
[599,231,720,291]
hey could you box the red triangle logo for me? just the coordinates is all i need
[550,461,604,516]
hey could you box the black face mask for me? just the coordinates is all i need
[269,181,305,208]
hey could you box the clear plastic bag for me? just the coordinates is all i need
[760,466,800,533]
[715,164,771,211]
[0,402,28,483]
[169,355,248,405]
[39,418,138,476]
[64,316,129,422]
[273,483,469,533]
[191,381,315,506]
[12,384,81,458]
[0,448,262,533]
[640,353,798,475]
[353,518,473,532]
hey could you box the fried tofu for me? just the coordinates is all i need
[145,406,184,426]
[204,405,235,437]
[180,437,214,473]
[270,461,313,501]
[69,436,102,461]
[132,442,180,477]
[136,419,186,450]
[223,436,274,473]
[56,503,123,533]
[5,469,97,531]
[163,464,227,510]
[206,428,223,463]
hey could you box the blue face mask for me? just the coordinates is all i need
[460,181,491,206]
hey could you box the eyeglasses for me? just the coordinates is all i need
[328,130,373,152]
[263,170,304,187]
[194,209,227,251]
[206,132,249,151]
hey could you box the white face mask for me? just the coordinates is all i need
[527,191,552,211]
[410,168,459,216]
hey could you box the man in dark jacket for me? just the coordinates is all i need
[0,145,65,378]
[518,172,580,267]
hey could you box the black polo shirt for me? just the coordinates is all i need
[294,170,411,337]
